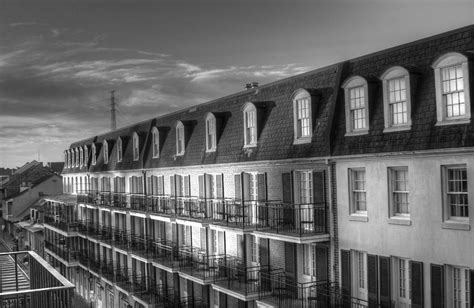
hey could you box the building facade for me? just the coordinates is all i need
[45,25,474,307]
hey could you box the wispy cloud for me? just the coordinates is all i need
[9,22,43,27]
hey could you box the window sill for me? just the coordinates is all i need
[442,221,470,231]
[383,125,411,133]
[175,153,185,157]
[293,137,312,145]
[345,130,369,137]
[243,143,257,149]
[387,217,411,226]
[435,119,470,126]
[205,148,216,153]
[349,214,368,222]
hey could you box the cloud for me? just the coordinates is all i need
[9,22,42,27]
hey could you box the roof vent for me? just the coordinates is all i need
[251,82,259,88]
[245,83,252,90]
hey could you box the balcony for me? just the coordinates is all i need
[77,190,98,205]
[129,234,154,259]
[77,220,102,239]
[44,240,78,263]
[115,267,134,293]
[147,195,175,216]
[150,239,180,271]
[176,197,212,222]
[212,256,285,301]
[178,247,227,284]
[129,194,148,213]
[210,200,262,230]
[0,251,74,308]
[109,230,131,251]
[111,192,128,209]
[254,202,328,243]
[44,216,79,233]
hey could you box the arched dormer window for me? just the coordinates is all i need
[205,113,217,152]
[133,132,139,161]
[103,140,109,164]
[342,76,370,135]
[65,151,69,168]
[79,147,84,167]
[292,89,313,143]
[91,144,96,166]
[117,137,123,162]
[176,121,185,155]
[152,127,160,158]
[68,149,72,168]
[242,103,257,147]
[432,52,471,125]
[380,66,412,132]
[84,145,88,166]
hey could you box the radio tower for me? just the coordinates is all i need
[110,90,117,131]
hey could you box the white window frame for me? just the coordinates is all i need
[446,265,471,308]
[132,132,139,161]
[205,113,217,152]
[152,127,159,158]
[117,137,123,162]
[84,145,88,167]
[388,167,410,221]
[91,144,96,166]
[243,103,257,147]
[64,151,68,168]
[391,257,411,307]
[352,250,368,301]
[342,76,370,136]
[250,234,259,263]
[103,141,108,164]
[79,147,83,167]
[432,52,471,125]
[349,168,367,218]
[442,165,470,228]
[292,89,313,144]
[303,244,316,277]
[176,121,185,155]
[381,66,412,132]
[75,148,79,167]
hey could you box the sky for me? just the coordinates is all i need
[0,0,473,168]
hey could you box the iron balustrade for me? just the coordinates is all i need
[129,194,147,212]
[150,239,180,270]
[44,215,79,233]
[76,190,98,205]
[210,200,264,229]
[43,240,78,263]
[115,267,133,293]
[257,201,328,236]
[0,251,75,308]
[110,230,131,250]
[111,192,128,209]
[178,249,227,282]
[129,234,154,259]
[147,195,174,216]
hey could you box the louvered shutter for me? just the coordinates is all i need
[315,244,328,281]
[242,172,251,201]
[158,176,164,195]
[259,238,269,266]
[198,175,204,199]
[282,172,295,228]
[431,264,444,308]
[257,173,267,201]
[313,170,326,204]
[234,174,242,201]
[216,174,223,198]
[341,249,351,308]
[378,256,391,308]
[368,254,379,307]
[205,174,213,198]
[200,228,207,251]
[184,175,190,197]
[470,270,474,308]
[170,176,175,196]
[218,231,225,254]
[410,261,424,308]
[219,292,227,308]
[282,172,293,203]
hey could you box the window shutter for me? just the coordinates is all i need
[234,174,242,201]
[410,261,424,308]
[313,170,326,204]
[470,270,474,308]
[367,254,379,307]
[341,249,351,306]
[282,172,293,203]
[216,174,224,199]
[184,175,190,197]
[315,244,328,281]
[242,172,251,201]
[259,238,269,266]
[218,231,225,255]
[219,292,227,308]
[205,174,212,198]
[378,256,391,308]
[170,176,175,196]
[159,176,164,195]
[430,264,444,308]
[198,175,204,199]
[257,173,267,201]
[236,234,244,259]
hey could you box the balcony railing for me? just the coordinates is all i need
[44,216,80,233]
[129,194,148,212]
[147,195,175,216]
[44,240,78,263]
[129,234,154,259]
[0,251,74,308]
[150,239,180,270]
[178,247,227,283]
[176,197,213,222]
[111,192,127,209]
[210,200,263,229]
[257,202,327,236]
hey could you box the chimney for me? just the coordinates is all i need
[252,82,259,88]
[245,83,252,90]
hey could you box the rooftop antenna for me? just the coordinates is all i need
[110,90,117,131]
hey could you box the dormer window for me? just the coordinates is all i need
[117,137,123,162]
[205,113,217,152]
[75,148,79,167]
[243,103,257,147]
[103,141,109,164]
[91,144,96,166]
[152,127,160,158]
[79,147,84,167]
[432,52,471,125]
[381,66,412,132]
[64,151,68,168]
[342,76,370,136]
[292,89,313,144]
[133,132,139,161]
[84,145,88,166]
[176,121,185,155]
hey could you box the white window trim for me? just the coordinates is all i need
[381,66,412,132]
[292,89,313,144]
[84,145,88,167]
[342,76,370,136]
[348,168,368,221]
[117,137,123,162]
[132,132,139,161]
[91,144,96,166]
[391,257,412,307]
[387,167,411,225]
[152,127,160,158]
[441,164,470,230]
[445,265,471,307]
[103,141,108,164]
[79,147,83,167]
[432,52,471,125]
[75,148,79,167]
[205,113,217,152]
[242,103,258,148]
[176,121,185,156]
